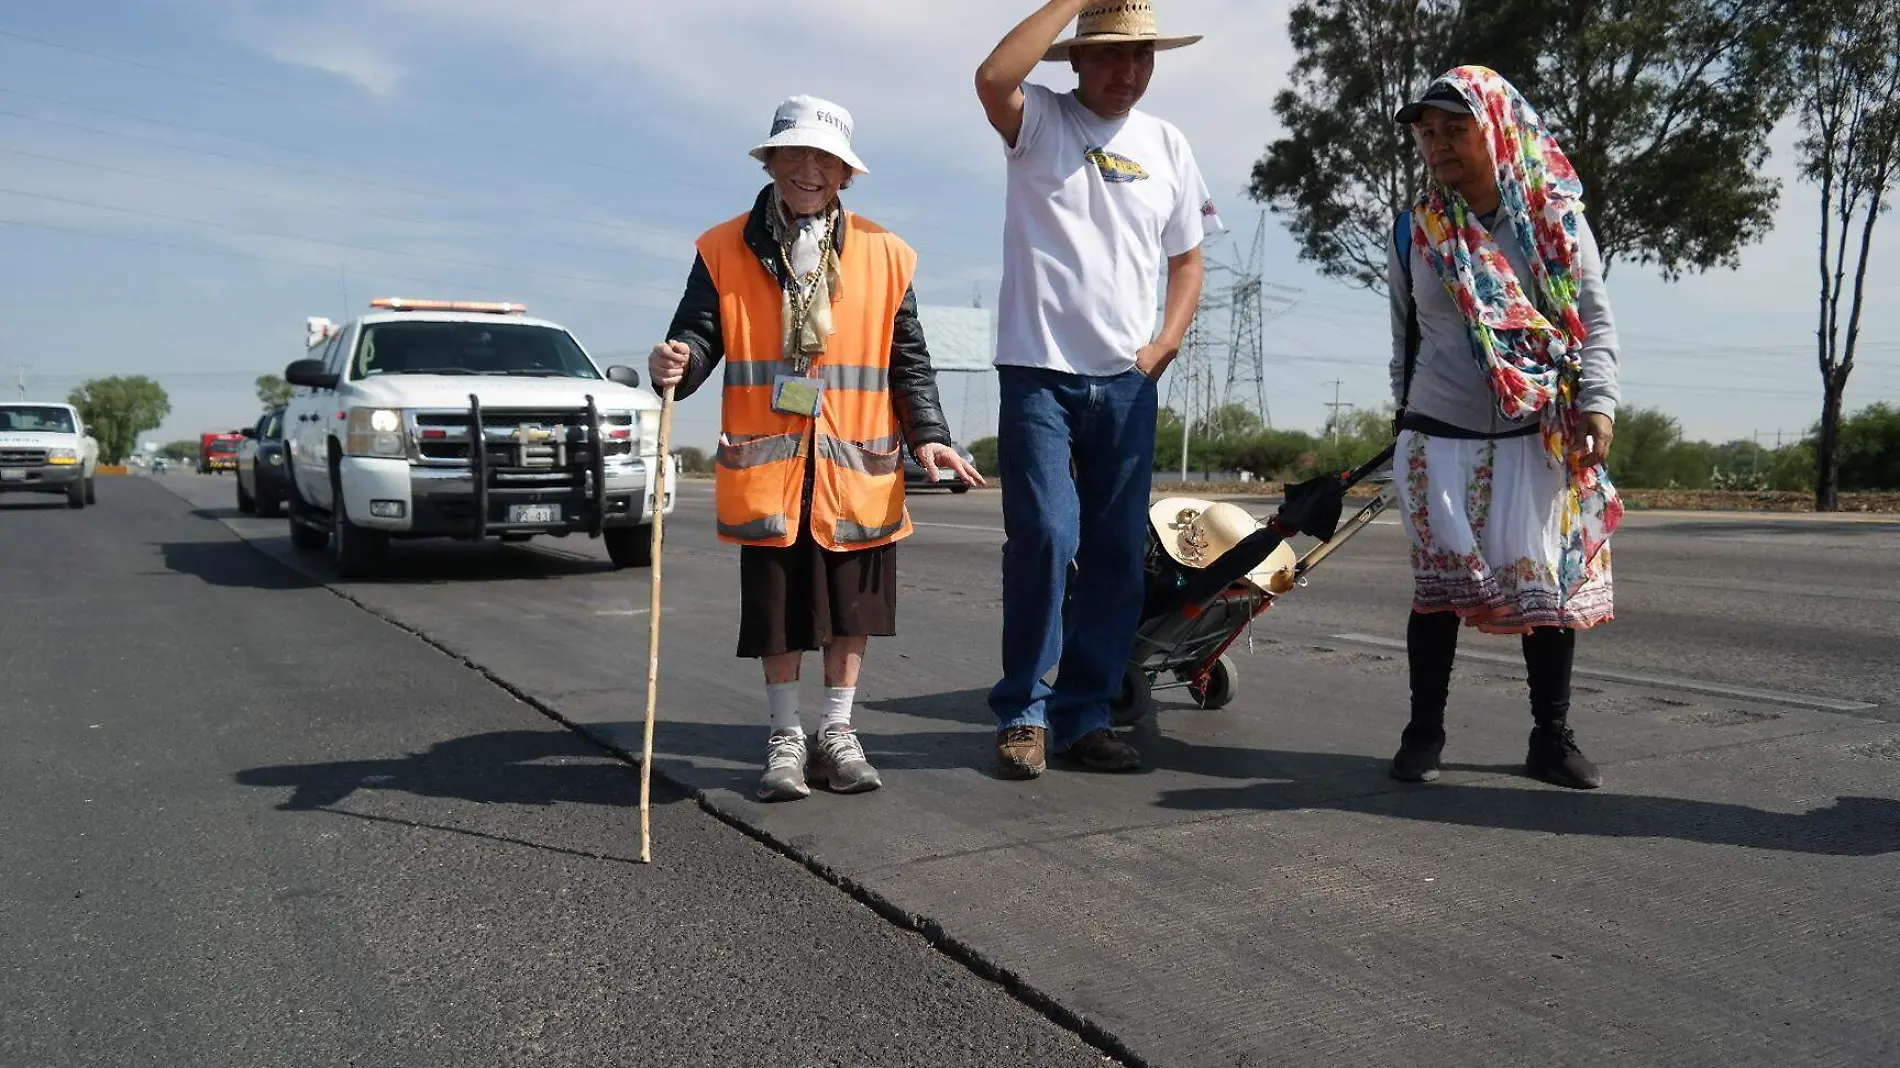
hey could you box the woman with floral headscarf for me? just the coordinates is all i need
[1386,65,1624,790]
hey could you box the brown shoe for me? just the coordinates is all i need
[1065,728,1141,772]
[996,725,1047,780]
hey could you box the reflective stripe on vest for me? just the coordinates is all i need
[725,361,889,393]
[698,209,918,551]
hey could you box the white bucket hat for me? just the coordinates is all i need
[748,95,868,175]
[1149,498,1297,594]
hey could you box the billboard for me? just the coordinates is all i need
[916,305,994,373]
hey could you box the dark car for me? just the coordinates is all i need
[901,442,976,494]
[235,406,290,517]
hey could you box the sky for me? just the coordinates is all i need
[0,0,1895,456]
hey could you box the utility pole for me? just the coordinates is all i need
[1323,378,1349,441]
[11,363,26,401]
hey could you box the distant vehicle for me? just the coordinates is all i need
[902,442,977,494]
[235,405,290,517]
[0,401,100,508]
[199,431,243,474]
[280,297,677,578]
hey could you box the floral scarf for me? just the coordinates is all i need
[1406,63,1622,600]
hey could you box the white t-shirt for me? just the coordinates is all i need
[995,82,1224,376]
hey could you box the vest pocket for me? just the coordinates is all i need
[715,432,804,543]
[818,435,907,546]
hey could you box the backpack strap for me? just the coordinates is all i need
[1396,209,1420,422]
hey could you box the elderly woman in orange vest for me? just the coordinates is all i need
[650,95,984,803]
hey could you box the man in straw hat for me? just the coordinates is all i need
[975,1,1223,779]
[649,95,982,802]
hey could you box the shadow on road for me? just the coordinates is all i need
[236,728,671,811]
[0,500,73,511]
[1142,733,1900,858]
[852,688,1900,858]
[156,539,322,590]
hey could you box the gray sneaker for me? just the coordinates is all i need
[757,729,810,802]
[808,727,882,794]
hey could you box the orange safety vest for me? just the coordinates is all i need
[700,210,916,551]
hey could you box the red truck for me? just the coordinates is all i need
[199,431,243,475]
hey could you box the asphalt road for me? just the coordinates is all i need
[0,481,1107,1068]
[11,472,1900,1067]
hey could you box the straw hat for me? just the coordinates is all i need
[1149,498,1298,594]
[1042,1,1203,61]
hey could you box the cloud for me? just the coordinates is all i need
[270,0,1297,186]
[224,10,409,97]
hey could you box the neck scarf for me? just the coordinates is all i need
[1407,63,1621,598]
[767,189,844,370]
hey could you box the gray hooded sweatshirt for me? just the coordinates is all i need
[1387,210,1621,435]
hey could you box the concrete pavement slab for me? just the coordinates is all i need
[158,472,1900,1067]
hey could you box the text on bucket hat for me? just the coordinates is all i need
[1042,1,1203,62]
[748,95,868,175]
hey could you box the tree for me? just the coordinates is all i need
[160,440,199,462]
[1250,0,1791,292]
[1792,0,1900,509]
[967,436,1000,477]
[68,376,170,465]
[1836,402,1900,492]
[673,446,712,475]
[255,374,294,409]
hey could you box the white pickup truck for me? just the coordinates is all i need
[0,402,100,509]
[280,297,677,578]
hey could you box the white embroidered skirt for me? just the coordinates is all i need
[1398,428,1614,634]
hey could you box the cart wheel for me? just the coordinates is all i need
[1109,663,1154,728]
[1188,655,1239,710]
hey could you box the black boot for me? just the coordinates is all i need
[1526,722,1603,789]
[1392,611,1459,783]
[1522,628,1602,789]
[1391,722,1446,782]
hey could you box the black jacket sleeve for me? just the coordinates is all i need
[662,254,723,402]
[888,286,953,454]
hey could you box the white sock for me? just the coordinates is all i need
[819,686,855,736]
[766,682,801,735]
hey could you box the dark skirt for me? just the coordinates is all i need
[736,525,898,659]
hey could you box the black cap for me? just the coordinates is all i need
[1394,83,1471,124]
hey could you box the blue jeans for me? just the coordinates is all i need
[989,366,1158,752]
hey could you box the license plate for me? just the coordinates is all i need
[0,470,24,481]
[508,504,559,524]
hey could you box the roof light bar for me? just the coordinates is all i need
[369,297,528,315]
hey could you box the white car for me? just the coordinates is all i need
[280,297,677,578]
[0,402,100,508]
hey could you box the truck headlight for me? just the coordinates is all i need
[635,412,660,456]
[345,408,407,458]
[47,448,79,465]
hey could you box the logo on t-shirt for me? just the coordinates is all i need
[1201,199,1218,218]
[1084,147,1149,183]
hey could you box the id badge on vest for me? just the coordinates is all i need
[771,374,825,418]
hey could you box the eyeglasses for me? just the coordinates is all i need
[773,146,844,169]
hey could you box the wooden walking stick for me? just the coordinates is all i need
[640,383,676,863]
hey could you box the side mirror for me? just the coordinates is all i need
[285,358,338,390]
[241,427,258,439]
[606,365,641,389]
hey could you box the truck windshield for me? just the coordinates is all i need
[354,321,602,380]
[211,441,238,453]
[0,405,76,433]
